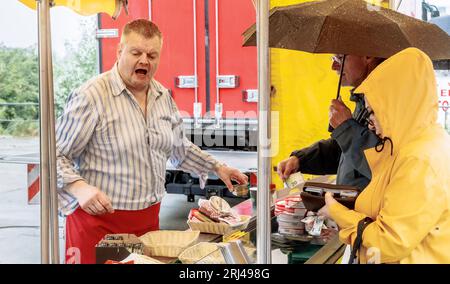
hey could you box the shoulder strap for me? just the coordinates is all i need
[349,217,373,264]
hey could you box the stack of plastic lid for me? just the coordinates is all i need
[275,196,307,237]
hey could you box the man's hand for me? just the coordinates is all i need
[329,99,352,129]
[318,192,338,219]
[215,165,248,192]
[277,156,299,180]
[66,180,114,216]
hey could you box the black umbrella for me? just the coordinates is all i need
[243,0,450,59]
[430,15,450,70]
[243,0,450,130]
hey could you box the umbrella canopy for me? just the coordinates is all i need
[19,0,127,19]
[430,15,450,35]
[243,0,450,60]
[430,15,450,70]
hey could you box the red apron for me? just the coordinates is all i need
[65,203,161,264]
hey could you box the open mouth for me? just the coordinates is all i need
[135,69,148,76]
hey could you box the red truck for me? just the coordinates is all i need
[97,0,258,201]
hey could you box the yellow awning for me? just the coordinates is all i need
[18,0,126,19]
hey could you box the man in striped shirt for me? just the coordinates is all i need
[56,19,248,264]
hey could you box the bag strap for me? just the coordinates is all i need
[348,217,373,264]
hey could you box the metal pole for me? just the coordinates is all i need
[214,0,222,127]
[37,0,51,264]
[46,6,60,264]
[96,14,103,74]
[215,0,220,104]
[193,0,202,129]
[148,0,153,20]
[204,0,211,113]
[193,0,198,103]
[256,0,271,264]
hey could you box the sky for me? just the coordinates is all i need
[0,0,96,56]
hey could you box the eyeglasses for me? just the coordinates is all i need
[365,109,375,127]
[355,106,374,127]
[332,54,345,65]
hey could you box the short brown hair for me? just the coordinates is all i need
[121,19,162,43]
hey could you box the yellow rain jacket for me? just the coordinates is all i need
[329,48,450,264]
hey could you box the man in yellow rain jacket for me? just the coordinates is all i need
[319,48,450,264]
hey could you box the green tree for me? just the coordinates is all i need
[0,44,39,135]
[0,17,97,136]
[53,18,98,117]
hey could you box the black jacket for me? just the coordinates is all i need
[291,93,380,191]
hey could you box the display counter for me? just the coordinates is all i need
[96,198,344,264]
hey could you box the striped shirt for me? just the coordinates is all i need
[56,64,220,216]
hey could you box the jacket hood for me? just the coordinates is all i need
[355,48,438,151]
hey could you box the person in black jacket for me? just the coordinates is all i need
[277,54,385,190]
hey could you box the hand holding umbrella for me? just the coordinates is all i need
[329,98,353,129]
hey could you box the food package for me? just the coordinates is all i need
[275,195,308,237]
[301,215,326,237]
[188,214,251,235]
[95,234,145,264]
[187,196,251,235]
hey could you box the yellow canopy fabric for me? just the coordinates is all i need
[270,0,347,188]
[19,0,123,18]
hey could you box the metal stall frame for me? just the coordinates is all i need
[34,0,270,264]
[34,0,126,264]
[255,0,271,264]
[37,0,59,264]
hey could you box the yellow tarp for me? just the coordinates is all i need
[270,0,390,189]
[270,0,343,188]
[18,0,121,18]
